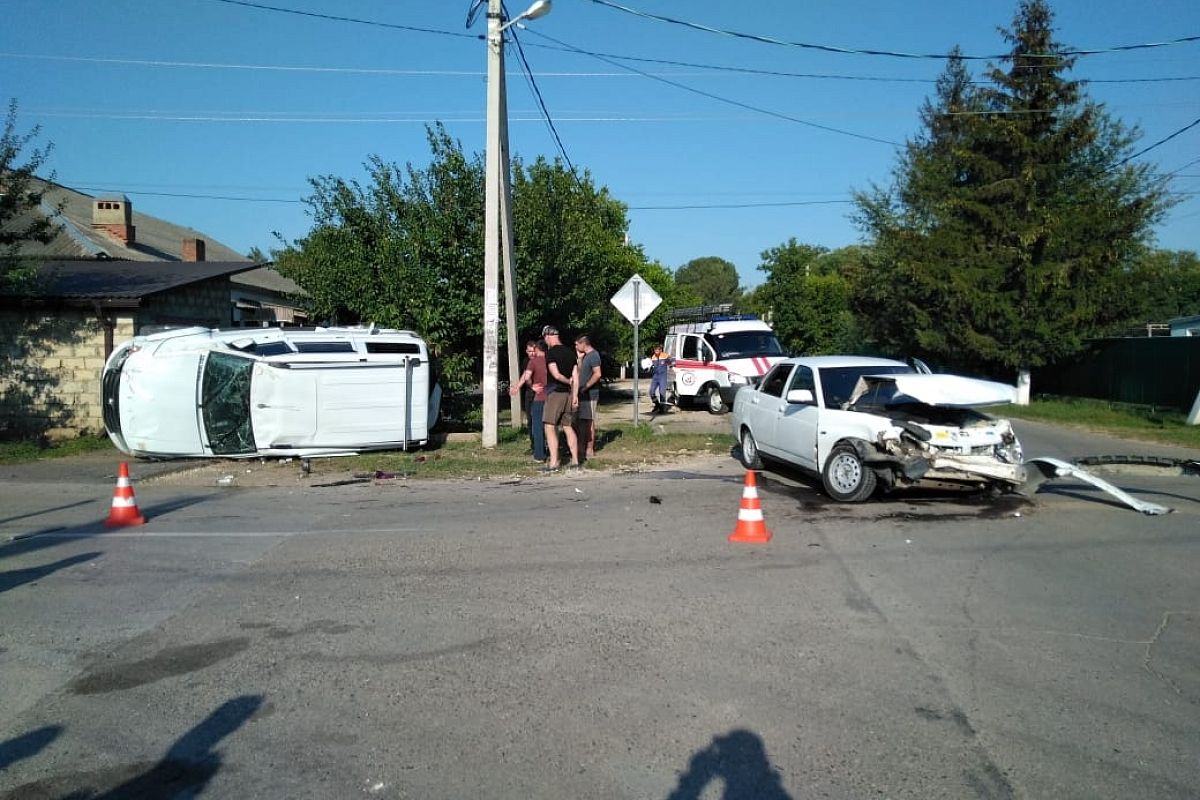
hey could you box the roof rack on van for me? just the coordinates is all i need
[666,303,759,323]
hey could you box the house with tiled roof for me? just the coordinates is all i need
[1,179,308,439]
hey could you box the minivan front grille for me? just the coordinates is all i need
[102,364,122,435]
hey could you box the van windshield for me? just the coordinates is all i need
[708,331,785,359]
[200,352,256,455]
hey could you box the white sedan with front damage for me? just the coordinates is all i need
[731,356,1025,502]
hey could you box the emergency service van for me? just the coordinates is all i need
[661,305,787,413]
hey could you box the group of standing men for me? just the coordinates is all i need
[509,325,602,472]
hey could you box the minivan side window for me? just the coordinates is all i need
[365,342,420,354]
[681,336,699,361]
[294,341,355,353]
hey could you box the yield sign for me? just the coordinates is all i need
[610,273,662,324]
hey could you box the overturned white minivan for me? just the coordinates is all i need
[101,326,441,459]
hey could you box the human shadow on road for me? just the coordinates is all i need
[665,728,792,800]
[0,498,96,527]
[85,694,263,800]
[2,695,263,799]
[0,725,63,771]
[0,551,100,594]
[0,495,213,562]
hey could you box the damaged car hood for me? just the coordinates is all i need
[849,373,1017,409]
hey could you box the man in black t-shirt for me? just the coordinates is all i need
[540,325,580,471]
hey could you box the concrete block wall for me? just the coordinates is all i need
[0,309,135,439]
[139,278,231,329]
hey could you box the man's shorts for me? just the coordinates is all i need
[577,392,598,420]
[544,391,574,426]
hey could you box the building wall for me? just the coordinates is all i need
[139,278,231,331]
[0,309,135,439]
[0,277,233,440]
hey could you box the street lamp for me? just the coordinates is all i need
[482,0,551,448]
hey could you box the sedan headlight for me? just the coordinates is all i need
[728,372,748,385]
[993,437,1023,464]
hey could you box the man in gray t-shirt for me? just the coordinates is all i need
[573,334,602,460]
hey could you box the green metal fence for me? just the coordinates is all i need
[1033,337,1200,411]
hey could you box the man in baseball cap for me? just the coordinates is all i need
[540,325,580,471]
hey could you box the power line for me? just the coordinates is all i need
[522,28,899,147]
[509,26,579,177]
[8,48,1194,86]
[70,186,303,203]
[589,0,1200,61]
[630,199,853,210]
[1114,116,1200,168]
[207,0,477,39]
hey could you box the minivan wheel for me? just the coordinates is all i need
[739,428,763,469]
[822,443,877,502]
[706,386,726,415]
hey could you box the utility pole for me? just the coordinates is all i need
[499,50,522,430]
[482,0,551,447]
[482,0,505,448]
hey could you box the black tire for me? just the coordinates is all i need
[739,428,763,469]
[706,385,727,415]
[822,442,877,503]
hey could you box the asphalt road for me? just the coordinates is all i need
[0,421,1197,799]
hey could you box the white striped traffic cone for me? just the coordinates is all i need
[728,469,771,543]
[105,462,145,528]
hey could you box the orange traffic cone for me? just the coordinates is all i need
[105,462,145,528]
[728,469,772,543]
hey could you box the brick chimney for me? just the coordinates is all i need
[92,195,135,245]
[182,237,206,262]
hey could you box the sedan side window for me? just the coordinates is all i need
[759,365,791,398]
[787,366,814,395]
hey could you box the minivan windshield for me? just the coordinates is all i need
[200,352,256,455]
[708,331,785,359]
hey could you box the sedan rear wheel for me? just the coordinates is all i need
[822,442,877,503]
[739,428,763,470]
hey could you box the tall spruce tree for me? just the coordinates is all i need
[852,1,1172,378]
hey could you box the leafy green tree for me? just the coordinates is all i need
[752,238,859,354]
[276,127,665,392]
[1128,249,1200,323]
[275,124,483,391]
[0,99,60,293]
[674,256,741,306]
[510,155,644,359]
[852,2,1173,377]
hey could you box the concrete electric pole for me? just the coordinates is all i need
[482,0,551,448]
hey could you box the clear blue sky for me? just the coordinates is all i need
[3,0,1197,288]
